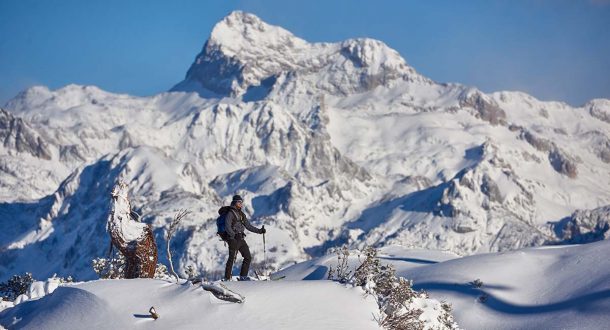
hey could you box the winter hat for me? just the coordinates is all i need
[232,195,244,203]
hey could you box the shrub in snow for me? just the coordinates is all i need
[469,279,483,288]
[0,273,33,302]
[185,265,198,281]
[154,263,173,280]
[327,245,352,283]
[93,252,173,280]
[92,253,127,279]
[330,246,459,330]
[0,273,71,312]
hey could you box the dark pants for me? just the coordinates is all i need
[223,235,252,280]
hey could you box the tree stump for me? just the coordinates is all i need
[107,182,158,279]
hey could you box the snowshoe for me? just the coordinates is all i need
[238,276,255,281]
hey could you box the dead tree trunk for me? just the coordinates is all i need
[107,182,158,279]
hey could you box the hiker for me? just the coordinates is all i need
[218,195,266,281]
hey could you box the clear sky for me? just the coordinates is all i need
[1,0,609,106]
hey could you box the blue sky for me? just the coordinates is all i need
[1,0,609,106]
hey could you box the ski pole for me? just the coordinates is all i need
[262,225,266,276]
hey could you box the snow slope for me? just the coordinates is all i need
[0,279,380,330]
[1,11,609,281]
[2,240,608,329]
[276,240,610,329]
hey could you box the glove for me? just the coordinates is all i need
[260,225,266,234]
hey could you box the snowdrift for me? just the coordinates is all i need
[1,279,379,330]
[2,241,609,329]
[277,240,610,329]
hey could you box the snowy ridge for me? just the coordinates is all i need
[276,240,610,329]
[1,11,610,281]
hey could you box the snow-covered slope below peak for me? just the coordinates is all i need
[0,108,52,160]
[0,146,216,281]
[0,108,71,200]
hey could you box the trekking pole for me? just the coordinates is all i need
[262,225,267,277]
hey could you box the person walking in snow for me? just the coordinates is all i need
[218,195,266,281]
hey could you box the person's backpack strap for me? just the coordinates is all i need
[229,209,242,222]
[227,209,241,231]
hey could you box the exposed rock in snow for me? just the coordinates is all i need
[587,99,610,124]
[550,205,610,244]
[519,129,579,178]
[458,89,506,126]
[0,108,51,160]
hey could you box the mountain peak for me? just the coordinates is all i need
[208,11,307,57]
[173,11,425,97]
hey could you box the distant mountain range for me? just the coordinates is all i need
[1,11,609,281]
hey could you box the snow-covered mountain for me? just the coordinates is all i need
[1,11,609,281]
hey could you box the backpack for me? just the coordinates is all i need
[216,206,238,234]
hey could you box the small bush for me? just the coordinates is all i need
[328,245,352,283]
[154,263,173,280]
[93,252,172,281]
[0,273,34,301]
[470,279,483,288]
[92,253,126,279]
[329,246,459,330]
[184,265,198,281]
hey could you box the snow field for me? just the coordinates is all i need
[276,241,610,329]
[1,279,379,330]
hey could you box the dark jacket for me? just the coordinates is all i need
[218,206,263,239]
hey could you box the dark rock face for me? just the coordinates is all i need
[520,129,579,178]
[481,174,502,204]
[183,41,245,96]
[59,145,86,163]
[521,130,553,152]
[459,91,507,126]
[588,102,610,124]
[548,148,578,179]
[0,108,52,160]
[550,206,610,244]
[580,131,610,164]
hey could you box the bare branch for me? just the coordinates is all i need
[166,209,192,283]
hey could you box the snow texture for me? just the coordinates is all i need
[1,279,379,329]
[3,241,609,329]
[277,240,610,329]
